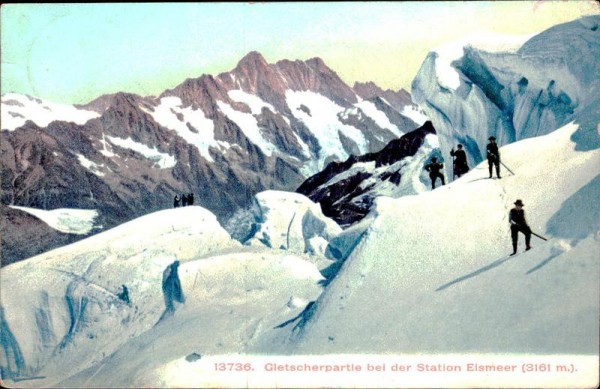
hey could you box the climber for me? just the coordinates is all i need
[117,284,130,304]
[424,157,445,190]
[509,199,532,255]
[487,136,501,179]
[450,144,469,178]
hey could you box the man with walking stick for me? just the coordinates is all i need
[487,136,501,179]
[509,199,533,255]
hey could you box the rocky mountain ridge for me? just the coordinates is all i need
[1,51,422,265]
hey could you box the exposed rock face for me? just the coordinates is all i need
[297,121,437,226]
[353,81,413,112]
[1,52,421,265]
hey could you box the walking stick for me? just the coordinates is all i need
[450,150,456,181]
[500,161,515,175]
[511,221,548,241]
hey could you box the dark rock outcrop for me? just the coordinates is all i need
[297,121,436,225]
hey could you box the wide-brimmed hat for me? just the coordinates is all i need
[514,199,524,206]
[489,136,496,141]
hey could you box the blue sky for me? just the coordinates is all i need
[1,2,598,104]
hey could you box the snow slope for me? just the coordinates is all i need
[7,206,99,235]
[287,121,600,355]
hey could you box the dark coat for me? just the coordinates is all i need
[117,285,130,304]
[509,208,529,227]
[425,162,444,176]
[487,142,500,161]
[450,149,469,175]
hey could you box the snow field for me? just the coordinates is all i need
[286,90,369,170]
[216,101,278,157]
[1,93,100,132]
[401,105,429,126]
[140,96,229,162]
[8,206,99,235]
[75,153,107,177]
[354,100,403,137]
[106,136,177,168]
[227,90,276,116]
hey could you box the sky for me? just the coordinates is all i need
[1,1,598,104]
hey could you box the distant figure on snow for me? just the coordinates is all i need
[487,136,501,179]
[509,199,532,255]
[162,260,185,313]
[182,194,188,207]
[117,284,130,304]
[188,193,194,206]
[424,157,445,190]
[174,195,180,208]
[450,144,469,178]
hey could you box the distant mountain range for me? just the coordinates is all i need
[1,51,425,265]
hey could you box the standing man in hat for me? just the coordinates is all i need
[509,199,532,255]
[424,157,445,190]
[487,136,501,179]
[450,144,469,179]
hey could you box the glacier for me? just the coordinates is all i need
[411,16,600,177]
